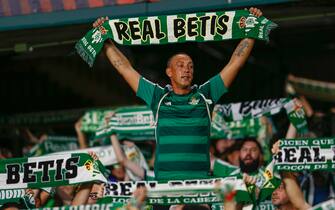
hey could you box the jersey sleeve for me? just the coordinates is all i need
[199,74,228,103]
[136,77,163,108]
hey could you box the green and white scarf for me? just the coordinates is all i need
[0,187,53,206]
[95,106,155,140]
[80,108,114,133]
[33,203,125,210]
[211,118,262,139]
[75,10,277,67]
[53,145,118,166]
[310,199,335,210]
[213,159,281,204]
[0,153,107,189]
[211,200,275,210]
[212,98,308,133]
[274,138,335,171]
[27,136,78,157]
[0,189,25,204]
[287,75,335,102]
[101,178,251,205]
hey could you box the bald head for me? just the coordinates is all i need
[167,53,192,68]
[165,53,194,93]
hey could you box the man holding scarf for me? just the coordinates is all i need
[93,8,263,181]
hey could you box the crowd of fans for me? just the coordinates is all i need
[0,95,334,210]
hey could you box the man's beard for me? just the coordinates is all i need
[239,157,260,173]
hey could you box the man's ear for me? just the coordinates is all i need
[166,67,172,78]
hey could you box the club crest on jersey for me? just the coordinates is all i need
[189,96,200,105]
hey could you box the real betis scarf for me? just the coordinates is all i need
[0,189,25,204]
[80,108,114,133]
[212,98,308,134]
[27,136,78,157]
[0,153,107,189]
[213,159,281,204]
[0,188,53,206]
[211,200,275,210]
[100,178,251,205]
[95,106,155,140]
[53,145,118,166]
[75,10,277,67]
[287,74,335,102]
[32,203,126,210]
[211,118,262,139]
[274,138,335,171]
[310,199,335,210]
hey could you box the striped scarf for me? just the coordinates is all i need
[75,10,277,67]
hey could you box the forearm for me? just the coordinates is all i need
[220,38,254,87]
[71,183,93,205]
[110,134,126,163]
[282,172,311,210]
[76,129,88,149]
[104,41,140,92]
[111,135,145,178]
[124,161,145,179]
[285,123,297,139]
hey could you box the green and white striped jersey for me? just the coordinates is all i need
[137,74,227,181]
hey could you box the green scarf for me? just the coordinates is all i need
[52,145,118,166]
[95,106,155,140]
[26,136,78,157]
[0,153,107,189]
[275,138,335,171]
[100,178,251,205]
[80,108,114,132]
[213,160,281,204]
[211,118,263,139]
[287,75,335,102]
[212,98,308,134]
[310,199,335,210]
[32,203,125,210]
[0,189,25,205]
[75,10,277,67]
[212,200,275,210]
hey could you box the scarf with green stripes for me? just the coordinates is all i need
[287,74,335,102]
[310,199,335,210]
[274,138,335,171]
[75,10,277,67]
[26,136,79,157]
[0,153,107,189]
[82,102,292,141]
[100,177,251,205]
[212,98,308,134]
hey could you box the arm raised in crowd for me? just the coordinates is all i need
[220,8,262,87]
[75,119,88,149]
[71,152,98,205]
[281,172,311,210]
[93,17,141,93]
[272,140,311,210]
[110,134,145,179]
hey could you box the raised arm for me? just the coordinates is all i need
[75,119,88,149]
[281,172,311,210]
[111,134,145,179]
[93,17,141,93]
[220,8,262,87]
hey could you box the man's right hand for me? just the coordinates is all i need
[93,16,109,28]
